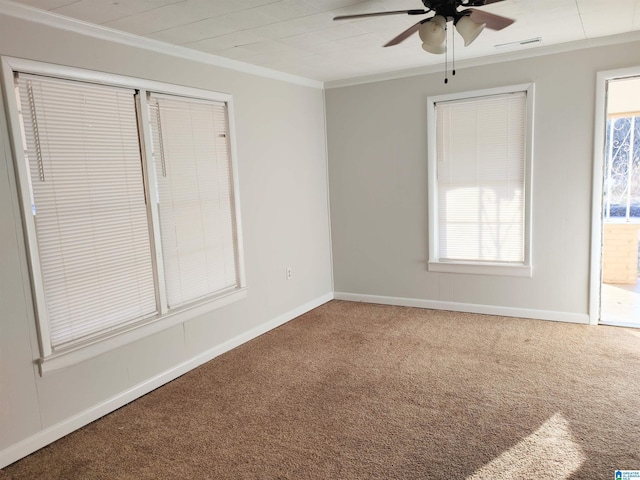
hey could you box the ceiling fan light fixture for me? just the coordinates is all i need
[455,15,486,46]
[419,15,447,54]
[421,42,447,54]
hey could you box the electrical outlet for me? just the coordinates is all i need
[286,267,292,280]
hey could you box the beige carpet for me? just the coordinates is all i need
[2,300,640,479]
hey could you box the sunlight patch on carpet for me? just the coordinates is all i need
[467,413,585,479]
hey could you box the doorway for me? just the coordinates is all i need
[591,69,640,328]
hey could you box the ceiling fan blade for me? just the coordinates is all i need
[334,9,427,21]
[383,19,425,47]
[467,8,515,30]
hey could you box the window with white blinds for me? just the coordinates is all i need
[7,62,245,364]
[16,75,158,348]
[148,94,238,308]
[428,84,533,276]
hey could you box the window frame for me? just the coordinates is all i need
[427,83,535,277]
[1,56,247,373]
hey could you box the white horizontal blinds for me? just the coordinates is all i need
[16,74,157,348]
[148,94,238,308]
[436,92,526,263]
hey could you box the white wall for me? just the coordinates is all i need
[0,8,332,466]
[326,41,640,322]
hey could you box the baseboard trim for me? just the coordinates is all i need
[599,319,640,329]
[0,292,334,469]
[334,292,589,324]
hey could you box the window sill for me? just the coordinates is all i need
[604,218,640,225]
[37,287,248,375]
[428,261,532,277]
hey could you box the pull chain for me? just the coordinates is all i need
[444,24,448,84]
[452,25,456,77]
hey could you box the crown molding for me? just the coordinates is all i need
[0,0,323,89]
[324,30,640,89]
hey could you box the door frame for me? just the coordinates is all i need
[589,65,640,325]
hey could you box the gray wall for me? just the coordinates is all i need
[0,11,332,464]
[326,41,640,319]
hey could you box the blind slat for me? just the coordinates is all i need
[17,75,158,348]
[436,92,526,263]
[148,94,238,309]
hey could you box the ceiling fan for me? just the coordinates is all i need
[333,0,515,54]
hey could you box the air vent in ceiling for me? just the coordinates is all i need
[494,37,542,50]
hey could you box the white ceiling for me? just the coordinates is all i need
[11,0,640,83]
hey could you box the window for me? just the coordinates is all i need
[603,114,640,221]
[148,93,239,308]
[427,84,534,277]
[3,58,245,370]
[16,75,158,348]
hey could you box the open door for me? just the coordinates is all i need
[592,71,640,328]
